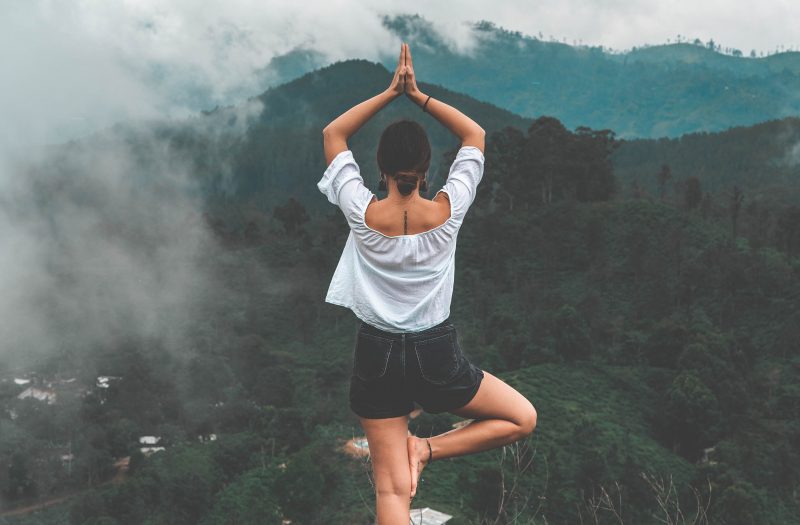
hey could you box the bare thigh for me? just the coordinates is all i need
[449,370,537,428]
[358,414,412,497]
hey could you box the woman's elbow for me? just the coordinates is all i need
[462,127,486,152]
[467,127,486,143]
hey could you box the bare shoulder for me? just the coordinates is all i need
[364,195,379,218]
[430,192,452,221]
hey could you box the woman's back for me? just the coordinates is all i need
[317,146,485,332]
[364,192,451,237]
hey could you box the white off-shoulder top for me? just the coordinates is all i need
[317,145,485,333]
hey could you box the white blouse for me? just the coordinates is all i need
[317,145,485,333]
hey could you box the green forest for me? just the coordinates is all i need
[1,58,799,524]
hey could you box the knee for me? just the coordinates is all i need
[373,464,411,501]
[376,485,411,501]
[515,403,537,439]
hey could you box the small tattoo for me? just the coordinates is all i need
[404,210,408,234]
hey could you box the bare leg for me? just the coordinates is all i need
[408,370,537,496]
[359,413,413,524]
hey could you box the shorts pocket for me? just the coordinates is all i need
[353,332,394,381]
[413,331,461,385]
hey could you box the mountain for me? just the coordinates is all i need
[6,53,800,525]
[617,43,800,76]
[41,56,800,223]
[612,117,800,204]
[254,47,328,87]
[155,59,530,212]
[379,15,800,139]
[51,58,800,218]
[261,14,800,139]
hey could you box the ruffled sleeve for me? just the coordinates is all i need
[317,150,375,230]
[438,146,485,224]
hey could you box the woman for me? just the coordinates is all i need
[318,43,538,523]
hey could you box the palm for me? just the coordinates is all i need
[389,44,407,96]
[401,43,419,96]
[388,43,419,97]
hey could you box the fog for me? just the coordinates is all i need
[0,99,265,372]
[1,1,797,372]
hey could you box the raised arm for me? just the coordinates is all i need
[401,43,485,153]
[322,44,407,165]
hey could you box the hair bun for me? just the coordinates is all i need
[395,173,419,196]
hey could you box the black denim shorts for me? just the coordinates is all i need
[349,317,485,419]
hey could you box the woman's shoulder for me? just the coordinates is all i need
[364,195,451,236]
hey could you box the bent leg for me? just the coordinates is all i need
[428,370,537,461]
[359,414,412,524]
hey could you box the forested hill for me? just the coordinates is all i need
[151,59,530,213]
[379,15,800,138]
[263,14,800,139]
[3,58,800,524]
[612,117,800,205]
[617,42,800,76]
[53,58,800,223]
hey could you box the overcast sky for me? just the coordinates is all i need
[1,0,798,154]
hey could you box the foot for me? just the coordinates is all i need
[406,435,431,499]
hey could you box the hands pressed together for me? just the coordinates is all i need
[323,40,483,165]
[388,42,425,106]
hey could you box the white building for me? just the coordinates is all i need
[17,386,57,404]
[96,376,122,389]
[139,446,166,456]
[409,507,453,524]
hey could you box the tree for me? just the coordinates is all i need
[644,317,689,369]
[160,446,223,525]
[660,371,721,461]
[730,185,744,239]
[776,205,800,258]
[201,466,283,524]
[69,489,108,525]
[713,480,764,525]
[572,126,618,202]
[272,197,309,234]
[524,117,570,206]
[275,449,324,522]
[700,191,712,219]
[552,305,592,360]
[656,164,672,202]
[684,176,702,210]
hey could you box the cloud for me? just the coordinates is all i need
[0,129,191,366]
[4,1,797,156]
[0,110,273,370]
[0,1,399,153]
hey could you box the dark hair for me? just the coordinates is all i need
[377,119,431,196]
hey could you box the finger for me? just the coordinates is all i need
[398,42,404,67]
[407,44,413,67]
